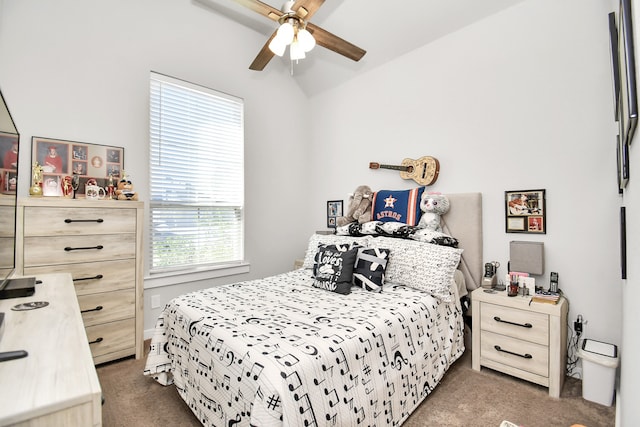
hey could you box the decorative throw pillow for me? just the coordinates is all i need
[312,244,359,295]
[366,236,462,302]
[302,234,371,269]
[371,187,425,226]
[335,221,382,237]
[353,247,390,292]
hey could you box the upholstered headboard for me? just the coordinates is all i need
[440,193,483,293]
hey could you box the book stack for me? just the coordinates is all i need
[531,291,560,305]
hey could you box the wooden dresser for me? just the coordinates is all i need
[471,287,568,397]
[0,273,102,426]
[16,197,144,364]
[0,195,16,278]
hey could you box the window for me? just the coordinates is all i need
[149,72,244,275]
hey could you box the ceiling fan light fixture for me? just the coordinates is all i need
[297,28,315,52]
[276,21,295,45]
[290,39,305,60]
[268,36,286,56]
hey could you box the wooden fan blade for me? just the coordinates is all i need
[290,0,324,21]
[249,31,277,70]
[306,23,366,62]
[230,0,282,21]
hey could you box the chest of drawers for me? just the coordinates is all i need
[16,198,144,364]
[471,287,568,397]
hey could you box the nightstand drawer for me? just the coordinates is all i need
[480,302,548,345]
[481,330,549,377]
[23,206,136,236]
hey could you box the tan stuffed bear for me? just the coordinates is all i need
[115,176,139,201]
[336,185,373,227]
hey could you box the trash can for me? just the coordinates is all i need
[577,339,619,406]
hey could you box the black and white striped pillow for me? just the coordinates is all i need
[353,247,390,292]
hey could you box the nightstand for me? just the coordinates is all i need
[471,287,568,397]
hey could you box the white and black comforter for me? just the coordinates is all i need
[144,269,465,427]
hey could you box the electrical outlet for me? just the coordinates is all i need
[151,295,160,309]
[574,314,583,335]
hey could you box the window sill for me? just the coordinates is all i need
[144,262,250,289]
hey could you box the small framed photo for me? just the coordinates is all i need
[327,200,343,228]
[505,189,546,234]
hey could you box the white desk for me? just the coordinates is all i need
[0,273,102,426]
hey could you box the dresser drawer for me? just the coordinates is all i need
[481,330,549,377]
[23,234,135,266]
[23,206,136,236]
[86,318,135,360]
[78,289,135,327]
[24,259,135,296]
[480,302,549,345]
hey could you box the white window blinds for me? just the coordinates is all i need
[149,72,244,274]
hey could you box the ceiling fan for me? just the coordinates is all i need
[229,0,366,70]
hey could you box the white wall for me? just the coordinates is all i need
[0,0,314,332]
[620,0,640,423]
[310,0,620,363]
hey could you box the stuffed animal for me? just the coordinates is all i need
[115,173,139,201]
[417,192,450,232]
[336,185,373,226]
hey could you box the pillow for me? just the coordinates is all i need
[367,236,463,302]
[353,247,390,293]
[312,244,359,295]
[335,221,381,237]
[302,234,371,269]
[410,228,459,248]
[371,187,425,226]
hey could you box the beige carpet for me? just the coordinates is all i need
[97,340,615,427]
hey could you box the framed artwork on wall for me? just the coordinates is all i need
[327,200,343,228]
[620,206,627,279]
[618,0,638,146]
[617,134,629,192]
[609,11,621,120]
[32,136,124,196]
[505,189,546,234]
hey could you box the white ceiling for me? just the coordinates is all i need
[194,0,526,97]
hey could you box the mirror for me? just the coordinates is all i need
[0,88,19,280]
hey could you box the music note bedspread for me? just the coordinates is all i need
[143,269,464,427]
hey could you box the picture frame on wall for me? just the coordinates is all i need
[32,136,124,196]
[620,206,627,279]
[327,200,343,228]
[609,11,621,120]
[617,134,629,191]
[618,0,638,146]
[505,189,546,234]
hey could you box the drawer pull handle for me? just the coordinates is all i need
[89,337,104,345]
[64,218,104,223]
[64,245,104,251]
[74,274,104,282]
[494,345,532,359]
[81,305,103,313]
[493,316,532,328]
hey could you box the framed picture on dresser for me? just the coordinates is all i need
[32,136,124,196]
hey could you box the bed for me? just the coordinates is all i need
[144,192,482,427]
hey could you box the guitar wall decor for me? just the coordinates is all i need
[369,156,440,186]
